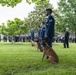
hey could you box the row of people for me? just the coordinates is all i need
[0,35,30,42]
[31,8,76,48]
[31,8,55,48]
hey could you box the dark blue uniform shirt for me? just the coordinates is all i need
[41,25,46,39]
[46,14,55,38]
[38,28,42,39]
[45,14,55,47]
[31,29,35,41]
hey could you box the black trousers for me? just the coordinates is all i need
[45,37,53,47]
[64,39,69,48]
[45,38,53,59]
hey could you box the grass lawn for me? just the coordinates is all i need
[0,42,76,75]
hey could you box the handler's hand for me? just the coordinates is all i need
[45,36,48,39]
[44,36,49,40]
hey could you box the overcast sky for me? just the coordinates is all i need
[0,0,59,25]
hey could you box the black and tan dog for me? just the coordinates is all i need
[41,40,59,63]
[36,39,59,63]
[29,39,43,52]
[35,39,44,52]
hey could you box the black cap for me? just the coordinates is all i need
[46,8,52,13]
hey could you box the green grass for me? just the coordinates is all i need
[0,42,76,75]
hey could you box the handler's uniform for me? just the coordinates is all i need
[45,14,55,47]
[41,25,46,39]
[38,28,42,39]
[31,29,35,41]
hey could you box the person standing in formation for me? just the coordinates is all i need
[45,8,55,48]
[64,27,70,48]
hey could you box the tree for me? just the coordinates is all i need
[53,9,61,35]
[0,0,22,7]
[24,2,53,33]
[24,2,60,36]
[1,23,8,36]
[1,18,27,43]
[0,0,49,7]
[58,0,76,42]
[0,26,2,34]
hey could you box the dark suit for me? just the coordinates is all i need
[64,31,70,48]
[45,14,55,47]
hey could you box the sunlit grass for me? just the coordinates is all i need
[0,42,76,75]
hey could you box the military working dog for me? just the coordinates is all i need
[36,39,59,63]
[29,39,43,52]
[41,40,59,63]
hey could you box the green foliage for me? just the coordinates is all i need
[53,9,61,34]
[1,18,27,36]
[26,0,49,5]
[0,0,22,7]
[1,23,8,36]
[24,2,60,35]
[0,0,49,7]
[58,0,76,33]
[0,26,2,34]
[0,42,76,75]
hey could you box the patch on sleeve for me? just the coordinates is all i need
[49,20,52,22]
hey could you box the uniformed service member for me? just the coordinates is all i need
[45,8,55,48]
[31,28,35,41]
[38,26,42,39]
[41,22,46,39]
[64,27,70,48]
